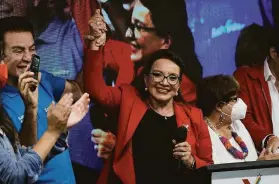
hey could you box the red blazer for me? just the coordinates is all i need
[234,65,273,149]
[84,49,213,184]
[92,39,197,103]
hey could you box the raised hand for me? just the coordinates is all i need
[89,9,107,37]
[67,93,90,128]
[47,93,73,136]
[84,9,107,50]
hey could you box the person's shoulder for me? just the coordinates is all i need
[183,104,202,114]
[233,65,263,79]
[179,103,203,122]
[234,66,252,76]
[40,70,62,80]
[119,84,136,93]
[105,39,131,50]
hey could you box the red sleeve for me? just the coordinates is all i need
[234,68,269,149]
[71,0,98,45]
[180,75,197,104]
[83,48,122,110]
[193,109,213,168]
[103,40,134,86]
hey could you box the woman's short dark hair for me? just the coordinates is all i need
[235,23,269,67]
[132,49,185,101]
[267,28,279,54]
[140,0,203,86]
[196,75,240,117]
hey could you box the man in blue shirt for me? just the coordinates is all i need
[0,16,83,183]
[29,2,103,179]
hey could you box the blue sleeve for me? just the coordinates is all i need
[0,143,43,184]
[41,71,66,102]
[71,18,84,73]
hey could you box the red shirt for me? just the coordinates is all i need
[234,65,273,149]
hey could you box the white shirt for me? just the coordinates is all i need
[264,59,279,137]
[209,120,258,164]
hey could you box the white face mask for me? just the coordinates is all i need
[221,98,247,122]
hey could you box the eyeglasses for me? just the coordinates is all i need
[229,97,238,102]
[147,71,181,85]
[129,20,157,33]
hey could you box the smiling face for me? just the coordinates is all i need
[125,0,170,62]
[144,58,181,103]
[2,31,36,79]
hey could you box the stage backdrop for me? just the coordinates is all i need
[186,0,263,76]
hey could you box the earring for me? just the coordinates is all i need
[145,87,148,91]
[218,113,224,126]
[176,91,178,96]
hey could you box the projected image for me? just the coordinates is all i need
[186,0,263,76]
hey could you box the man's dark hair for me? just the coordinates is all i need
[267,28,279,54]
[0,16,34,57]
[133,49,185,101]
[139,0,203,86]
[235,23,269,67]
[196,75,240,117]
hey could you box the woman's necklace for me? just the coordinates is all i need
[205,117,249,159]
[148,103,172,120]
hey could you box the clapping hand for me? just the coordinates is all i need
[47,93,73,135]
[67,93,90,128]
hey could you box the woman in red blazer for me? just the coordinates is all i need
[84,49,212,184]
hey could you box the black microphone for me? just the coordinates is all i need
[173,125,188,170]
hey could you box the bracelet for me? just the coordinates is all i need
[267,136,277,145]
[264,134,276,148]
[190,155,196,169]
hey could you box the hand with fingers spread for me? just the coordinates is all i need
[47,93,73,137]
[67,93,90,128]
[84,9,107,50]
[173,140,195,168]
[18,71,42,109]
[91,129,116,159]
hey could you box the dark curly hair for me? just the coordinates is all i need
[197,75,240,117]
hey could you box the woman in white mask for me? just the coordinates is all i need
[197,75,279,164]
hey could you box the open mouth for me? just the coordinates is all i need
[130,42,141,51]
[17,65,30,72]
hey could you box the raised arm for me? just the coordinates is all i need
[83,9,122,110]
[83,48,121,110]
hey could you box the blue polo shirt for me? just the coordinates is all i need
[1,71,75,184]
